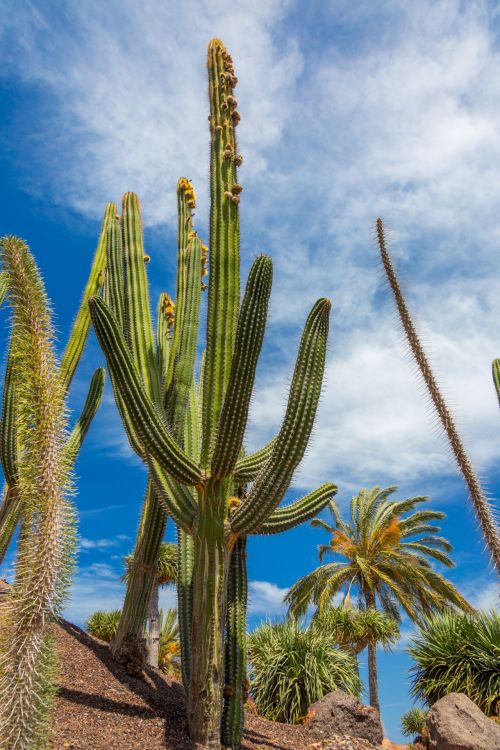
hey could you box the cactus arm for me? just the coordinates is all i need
[89,296,202,486]
[102,220,144,458]
[64,368,106,464]
[231,298,330,534]
[165,237,202,436]
[104,217,126,331]
[0,486,21,562]
[177,526,194,690]
[211,255,273,478]
[0,270,8,305]
[185,378,201,464]
[256,483,337,535]
[60,202,116,392]
[111,479,167,675]
[221,536,247,749]
[377,218,500,575]
[148,457,197,531]
[233,438,276,483]
[0,351,18,487]
[202,40,241,466]
[492,359,500,408]
[121,192,161,404]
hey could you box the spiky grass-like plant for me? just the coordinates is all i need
[400,707,427,738]
[247,618,361,724]
[408,610,500,717]
[0,237,75,749]
[86,610,122,643]
[376,218,500,574]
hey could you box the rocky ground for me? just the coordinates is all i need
[49,619,386,750]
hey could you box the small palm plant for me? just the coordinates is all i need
[247,618,361,724]
[158,607,181,676]
[86,610,122,643]
[286,486,472,712]
[400,707,427,739]
[408,610,500,717]
[312,606,399,677]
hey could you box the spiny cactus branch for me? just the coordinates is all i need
[257,483,337,535]
[376,217,500,574]
[231,299,331,534]
[89,296,202,486]
[60,202,115,392]
[212,255,273,478]
[492,359,500,408]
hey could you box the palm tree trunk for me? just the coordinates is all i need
[367,639,380,713]
[148,583,160,668]
[363,588,380,713]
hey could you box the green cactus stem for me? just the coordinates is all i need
[221,536,247,749]
[377,217,500,574]
[90,39,334,749]
[0,236,75,750]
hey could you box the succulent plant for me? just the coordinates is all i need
[0,230,107,749]
[90,38,336,749]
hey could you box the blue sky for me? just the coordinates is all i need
[0,0,499,742]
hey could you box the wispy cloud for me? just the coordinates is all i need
[248,580,289,618]
[2,0,500,512]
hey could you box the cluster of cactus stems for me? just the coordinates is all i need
[376,218,500,575]
[0,229,107,749]
[89,39,336,749]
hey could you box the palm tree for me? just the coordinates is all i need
[286,485,473,713]
[124,541,177,667]
[312,606,399,680]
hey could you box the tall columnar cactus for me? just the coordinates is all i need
[0,206,111,564]
[377,218,500,575]
[90,39,336,749]
[0,235,102,749]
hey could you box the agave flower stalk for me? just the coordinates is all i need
[377,218,500,575]
[90,39,336,749]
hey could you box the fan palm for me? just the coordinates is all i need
[123,541,177,667]
[286,485,472,712]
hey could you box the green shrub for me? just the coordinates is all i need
[247,618,361,724]
[408,610,500,717]
[86,609,121,643]
[400,707,427,737]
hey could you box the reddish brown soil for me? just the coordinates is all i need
[51,619,311,749]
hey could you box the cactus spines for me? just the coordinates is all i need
[0,236,75,749]
[0,208,110,567]
[377,217,500,574]
[91,39,333,749]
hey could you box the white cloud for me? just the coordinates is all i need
[468,580,500,611]
[2,0,500,512]
[248,580,289,617]
[80,537,120,550]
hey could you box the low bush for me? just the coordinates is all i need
[408,610,500,716]
[247,618,361,724]
[86,609,121,643]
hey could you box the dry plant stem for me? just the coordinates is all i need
[377,217,500,574]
